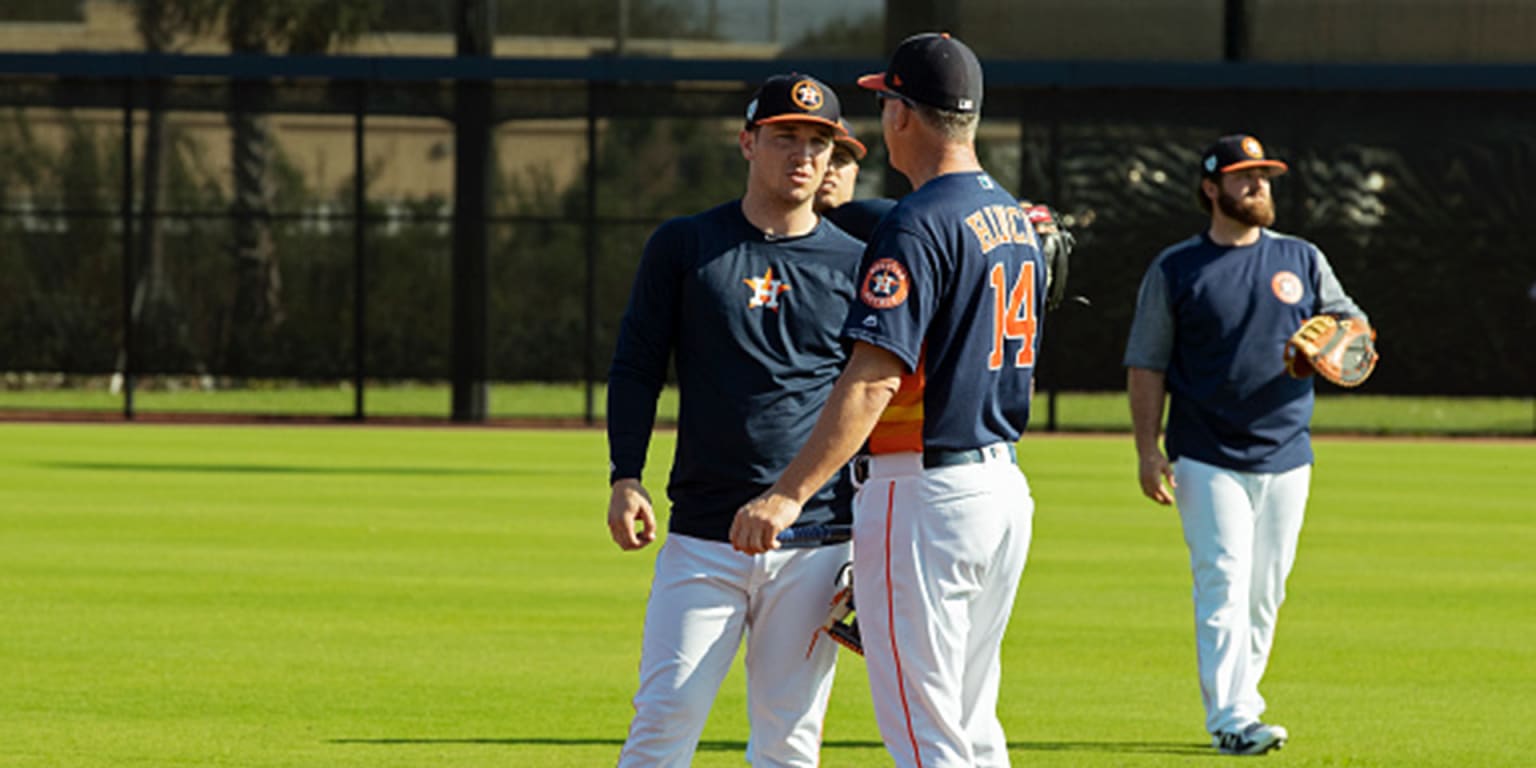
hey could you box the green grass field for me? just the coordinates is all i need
[3,383,1533,436]
[2,424,1532,766]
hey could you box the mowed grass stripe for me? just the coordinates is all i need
[1,425,1531,767]
[4,386,1532,435]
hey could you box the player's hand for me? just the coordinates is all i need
[608,479,657,551]
[729,492,802,555]
[1137,451,1176,505]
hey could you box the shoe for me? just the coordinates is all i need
[1213,722,1288,755]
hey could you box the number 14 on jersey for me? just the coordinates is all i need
[988,261,1037,370]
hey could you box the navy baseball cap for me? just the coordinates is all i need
[858,32,983,114]
[834,118,867,160]
[1201,134,1289,178]
[744,73,843,131]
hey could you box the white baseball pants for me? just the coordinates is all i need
[618,532,851,768]
[1173,457,1310,735]
[852,447,1032,768]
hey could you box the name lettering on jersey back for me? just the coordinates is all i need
[964,203,1038,254]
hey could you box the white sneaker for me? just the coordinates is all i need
[1213,722,1288,755]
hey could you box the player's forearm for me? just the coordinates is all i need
[770,345,901,504]
[1127,367,1168,457]
[606,369,663,482]
[769,379,891,504]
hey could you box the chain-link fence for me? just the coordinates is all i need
[1,55,1533,423]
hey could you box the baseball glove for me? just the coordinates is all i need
[1284,315,1379,387]
[806,562,862,657]
[1022,202,1076,312]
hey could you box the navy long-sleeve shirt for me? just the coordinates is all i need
[607,201,864,541]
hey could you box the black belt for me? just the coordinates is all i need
[852,444,1016,482]
[922,443,1017,469]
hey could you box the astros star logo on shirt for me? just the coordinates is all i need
[744,267,791,311]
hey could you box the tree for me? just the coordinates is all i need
[129,0,379,377]
[220,0,380,375]
[120,0,223,385]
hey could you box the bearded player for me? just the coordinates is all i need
[1125,134,1372,756]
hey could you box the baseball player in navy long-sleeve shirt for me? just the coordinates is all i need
[732,34,1044,767]
[1125,134,1369,757]
[605,73,864,767]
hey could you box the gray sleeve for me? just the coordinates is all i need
[1123,261,1174,371]
[1315,246,1368,323]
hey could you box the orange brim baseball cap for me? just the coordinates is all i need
[1201,134,1289,177]
[857,32,983,114]
[745,73,843,131]
[834,118,867,159]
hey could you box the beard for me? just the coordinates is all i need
[1216,189,1276,228]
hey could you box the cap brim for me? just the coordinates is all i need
[856,73,888,92]
[834,136,867,160]
[752,114,842,131]
[1219,159,1288,175]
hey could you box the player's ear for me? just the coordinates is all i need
[739,127,756,161]
[1198,177,1218,211]
[893,100,916,134]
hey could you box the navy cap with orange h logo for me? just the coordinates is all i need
[1201,134,1289,178]
[745,74,843,131]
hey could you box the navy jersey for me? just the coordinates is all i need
[842,172,1046,453]
[1124,230,1367,472]
[607,201,865,541]
[824,198,897,242]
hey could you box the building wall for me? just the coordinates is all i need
[1250,0,1536,62]
[12,0,1534,63]
[959,0,1226,61]
[952,0,1536,62]
[5,0,1533,204]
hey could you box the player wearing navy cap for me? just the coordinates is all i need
[1125,133,1370,756]
[732,33,1044,767]
[605,73,864,767]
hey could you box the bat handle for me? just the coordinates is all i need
[775,524,852,548]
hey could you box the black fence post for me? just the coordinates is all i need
[1045,111,1063,432]
[352,80,367,421]
[120,79,136,421]
[1224,0,1250,62]
[583,80,601,425]
[878,0,959,200]
[1530,282,1536,436]
[451,0,493,422]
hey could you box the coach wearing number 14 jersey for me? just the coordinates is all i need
[732,33,1044,767]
